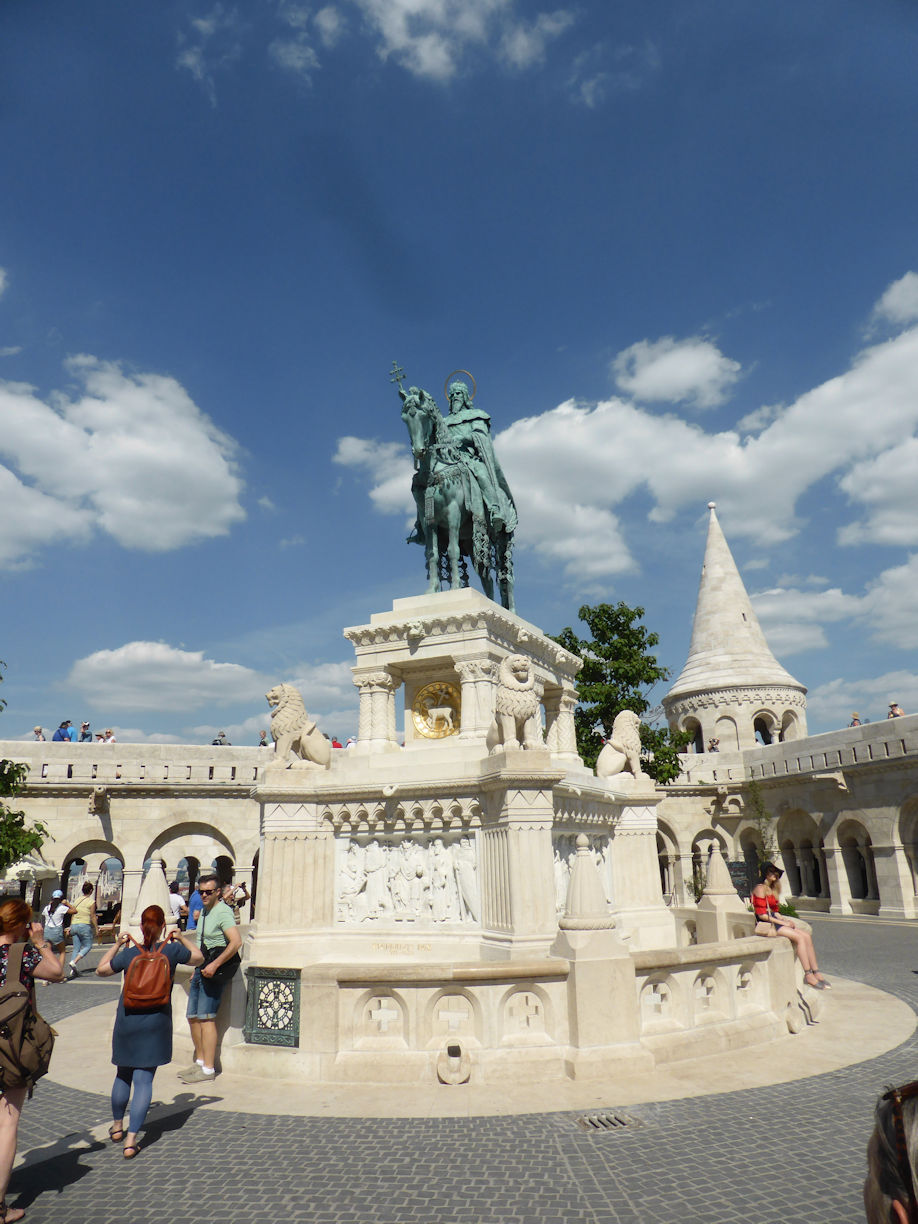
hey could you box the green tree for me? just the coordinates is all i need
[551,602,691,784]
[0,664,48,872]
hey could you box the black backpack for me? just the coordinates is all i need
[0,944,55,1096]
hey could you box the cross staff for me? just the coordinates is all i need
[389,360,406,391]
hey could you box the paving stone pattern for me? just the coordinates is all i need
[13,920,917,1224]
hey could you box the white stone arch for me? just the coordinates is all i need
[836,817,878,902]
[691,828,728,898]
[143,822,236,880]
[752,709,779,746]
[60,837,125,894]
[713,714,739,752]
[779,710,801,742]
[680,715,704,754]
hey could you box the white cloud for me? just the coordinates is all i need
[499,11,574,70]
[838,437,918,547]
[568,40,660,107]
[0,268,7,298]
[315,5,346,46]
[0,346,22,358]
[612,335,742,409]
[749,586,860,656]
[269,36,320,77]
[871,271,918,328]
[68,642,268,712]
[333,435,414,517]
[0,356,245,567]
[807,671,918,728]
[859,554,918,649]
[351,0,573,82]
[176,5,241,104]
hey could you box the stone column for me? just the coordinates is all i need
[455,659,495,738]
[546,686,580,763]
[822,845,852,915]
[478,750,562,958]
[609,800,676,948]
[353,670,400,752]
[874,843,917,919]
[672,851,697,908]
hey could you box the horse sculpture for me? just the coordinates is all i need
[399,385,515,612]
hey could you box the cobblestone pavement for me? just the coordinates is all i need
[13,919,918,1224]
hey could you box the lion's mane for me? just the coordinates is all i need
[495,655,540,720]
[610,709,642,757]
[267,683,309,737]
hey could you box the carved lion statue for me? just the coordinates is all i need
[265,684,332,768]
[487,654,543,752]
[595,710,648,782]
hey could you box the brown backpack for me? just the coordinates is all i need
[122,935,174,1011]
[0,943,55,1096]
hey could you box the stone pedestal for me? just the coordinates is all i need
[607,797,676,949]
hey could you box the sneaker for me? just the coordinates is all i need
[176,1063,203,1081]
[68,965,79,980]
[181,1066,216,1084]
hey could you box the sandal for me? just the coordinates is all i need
[816,974,832,989]
[804,971,825,990]
[0,1202,26,1222]
[109,1124,124,1143]
[122,1144,140,1160]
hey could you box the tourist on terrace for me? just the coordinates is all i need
[78,720,92,741]
[31,726,44,741]
[889,702,906,719]
[751,862,829,989]
[864,1080,918,1223]
[849,713,861,727]
[66,880,98,979]
[0,898,65,1222]
[41,890,74,973]
[51,721,72,742]
[96,905,203,1159]
[178,872,241,1084]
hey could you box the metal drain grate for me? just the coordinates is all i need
[576,1111,643,1132]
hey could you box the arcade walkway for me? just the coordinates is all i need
[12,917,917,1223]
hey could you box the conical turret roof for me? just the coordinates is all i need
[666,504,805,700]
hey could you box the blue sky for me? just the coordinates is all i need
[2,0,918,743]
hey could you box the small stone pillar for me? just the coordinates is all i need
[552,835,649,1076]
[125,854,175,939]
[694,842,752,943]
[822,845,853,915]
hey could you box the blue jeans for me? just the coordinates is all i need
[70,924,94,960]
[186,967,227,1020]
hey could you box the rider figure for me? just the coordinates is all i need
[444,381,517,536]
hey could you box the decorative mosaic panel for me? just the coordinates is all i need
[243,966,300,1047]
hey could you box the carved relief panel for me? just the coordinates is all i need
[335,832,480,927]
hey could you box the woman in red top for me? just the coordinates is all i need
[0,898,66,1222]
[752,862,829,989]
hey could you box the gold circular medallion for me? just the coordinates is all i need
[412,681,461,739]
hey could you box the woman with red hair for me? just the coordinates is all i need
[0,898,65,1222]
[97,905,202,1158]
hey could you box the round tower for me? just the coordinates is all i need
[662,503,807,752]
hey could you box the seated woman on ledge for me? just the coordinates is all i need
[751,862,830,990]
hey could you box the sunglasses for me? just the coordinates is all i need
[199,888,217,896]
[881,1080,918,1220]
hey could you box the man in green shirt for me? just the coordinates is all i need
[178,872,241,1084]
